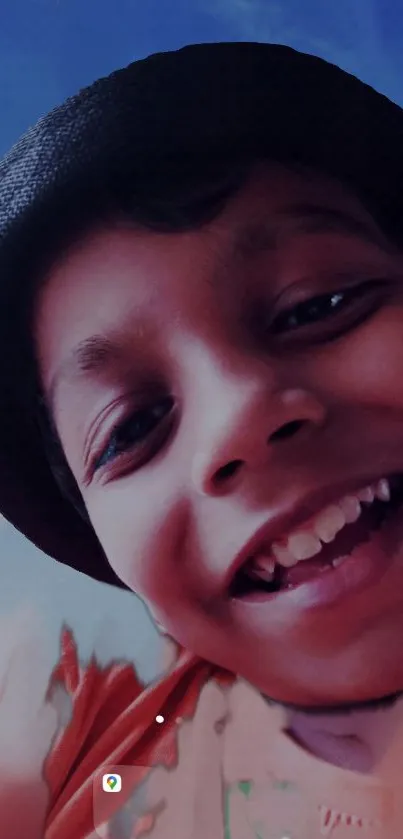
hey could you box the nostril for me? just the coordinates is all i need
[270,419,306,442]
[215,459,243,484]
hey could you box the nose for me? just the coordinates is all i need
[191,382,326,497]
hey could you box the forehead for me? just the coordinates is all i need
[33,163,388,397]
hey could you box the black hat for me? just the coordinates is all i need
[1,41,403,588]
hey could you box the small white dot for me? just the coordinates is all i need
[155,714,164,724]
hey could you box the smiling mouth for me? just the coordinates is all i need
[229,474,403,598]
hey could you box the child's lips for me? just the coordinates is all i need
[230,496,403,612]
[226,472,403,605]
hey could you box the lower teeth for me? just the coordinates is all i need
[231,475,403,598]
[332,556,346,568]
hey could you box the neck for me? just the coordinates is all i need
[263,691,403,772]
[264,690,403,716]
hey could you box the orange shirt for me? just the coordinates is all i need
[44,631,403,838]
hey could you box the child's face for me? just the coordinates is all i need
[34,162,403,706]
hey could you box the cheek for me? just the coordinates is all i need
[84,477,189,599]
[316,306,403,406]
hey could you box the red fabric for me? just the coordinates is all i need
[44,630,233,838]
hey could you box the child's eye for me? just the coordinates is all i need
[94,396,174,473]
[270,279,385,337]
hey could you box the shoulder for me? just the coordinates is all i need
[45,628,232,838]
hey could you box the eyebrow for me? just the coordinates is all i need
[48,203,388,409]
[47,334,123,411]
[233,203,388,255]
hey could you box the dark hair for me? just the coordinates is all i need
[29,155,255,520]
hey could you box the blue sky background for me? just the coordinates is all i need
[0,0,402,156]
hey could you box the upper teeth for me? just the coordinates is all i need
[248,478,391,578]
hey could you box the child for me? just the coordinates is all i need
[1,41,403,837]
